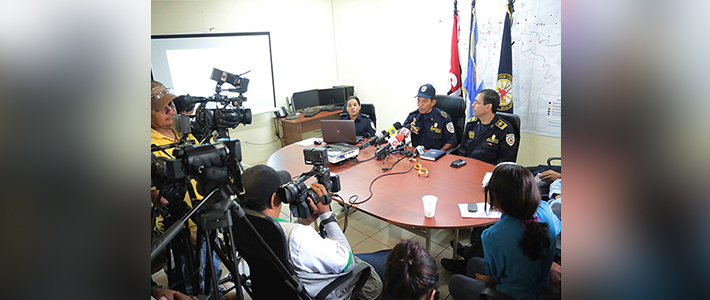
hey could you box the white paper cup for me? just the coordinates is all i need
[422,195,438,218]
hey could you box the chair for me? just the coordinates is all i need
[495,112,521,162]
[433,94,466,153]
[341,103,377,127]
[231,208,371,300]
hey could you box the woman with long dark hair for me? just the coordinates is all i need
[382,240,439,300]
[449,162,561,300]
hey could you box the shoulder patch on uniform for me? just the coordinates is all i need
[467,116,478,123]
[495,119,508,130]
[440,110,448,118]
[446,122,455,133]
[506,133,515,146]
[370,121,376,130]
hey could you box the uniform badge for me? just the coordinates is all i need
[468,131,475,139]
[495,119,508,130]
[506,133,515,146]
[486,134,499,144]
[441,111,448,118]
[446,122,455,133]
[433,122,438,128]
[421,86,427,92]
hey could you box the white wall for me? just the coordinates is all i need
[152,0,560,166]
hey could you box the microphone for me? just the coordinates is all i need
[388,133,405,148]
[386,123,401,136]
[358,130,389,149]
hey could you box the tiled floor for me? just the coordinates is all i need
[152,201,471,300]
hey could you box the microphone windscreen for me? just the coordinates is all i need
[393,122,403,130]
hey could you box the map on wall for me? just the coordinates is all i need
[467,0,561,137]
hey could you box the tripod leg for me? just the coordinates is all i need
[204,230,221,300]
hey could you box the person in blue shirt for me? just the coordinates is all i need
[338,96,376,138]
[403,84,457,151]
[448,162,561,300]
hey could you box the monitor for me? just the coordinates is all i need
[317,87,348,107]
[292,89,320,111]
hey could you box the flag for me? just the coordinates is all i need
[447,1,462,97]
[463,0,484,117]
[496,0,515,113]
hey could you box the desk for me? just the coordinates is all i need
[267,143,498,257]
[279,110,342,145]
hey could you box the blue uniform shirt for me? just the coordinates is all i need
[403,107,457,150]
[338,112,376,138]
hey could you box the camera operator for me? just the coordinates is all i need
[151,80,224,295]
[240,165,384,300]
[150,80,200,237]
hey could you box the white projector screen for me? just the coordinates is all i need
[151,32,276,115]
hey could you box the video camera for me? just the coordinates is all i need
[176,68,253,141]
[151,138,243,198]
[278,147,341,218]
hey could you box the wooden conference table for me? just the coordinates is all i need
[278,110,341,145]
[267,142,498,257]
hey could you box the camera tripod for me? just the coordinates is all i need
[152,182,313,300]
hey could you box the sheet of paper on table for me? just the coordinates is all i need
[295,138,320,147]
[458,203,502,219]
[482,172,492,187]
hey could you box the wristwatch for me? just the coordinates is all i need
[320,213,338,225]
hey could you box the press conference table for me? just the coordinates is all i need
[267,142,498,257]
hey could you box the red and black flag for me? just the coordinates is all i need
[496,0,514,113]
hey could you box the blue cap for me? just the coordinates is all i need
[416,83,436,99]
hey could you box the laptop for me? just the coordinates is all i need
[321,120,359,144]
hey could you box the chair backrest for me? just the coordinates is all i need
[434,94,466,145]
[495,112,521,162]
[341,103,377,127]
[231,208,300,300]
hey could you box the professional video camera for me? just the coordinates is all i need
[187,68,253,141]
[278,147,341,218]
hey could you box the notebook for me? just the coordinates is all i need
[420,149,446,161]
[321,120,358,144]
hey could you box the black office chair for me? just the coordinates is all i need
[432,94,466,153]
[231,208,371,300]
[341,103,377,127]
[495,112,521,162]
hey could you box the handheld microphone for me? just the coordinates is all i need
[388,132,407,148]
[386,123,400,136]
[359,131,388,149]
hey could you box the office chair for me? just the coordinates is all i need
[341,103,377,127]
[433,94,466,153]
[495,112,521,162]
[231,208,371,300]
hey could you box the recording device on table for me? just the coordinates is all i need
[450,159,467,168]
[375,122,411,159]
[278,147,341,219]
[467,203,478,212]
[173,68,253,144]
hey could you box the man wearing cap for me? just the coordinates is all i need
[403,84,457,151]
[241,164,383,300]
[456,89,517,165]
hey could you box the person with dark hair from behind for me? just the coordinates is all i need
[404,83,457,151]
[382,239,439,300]
[338,95,376,138]
[240,164,384,300]
[448,163,561,300]
[456,89,517,165]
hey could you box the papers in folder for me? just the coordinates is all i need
[458,203,502,219]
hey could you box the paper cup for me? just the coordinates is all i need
[422,195,438,218]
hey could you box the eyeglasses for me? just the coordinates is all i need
[152,87,174,101]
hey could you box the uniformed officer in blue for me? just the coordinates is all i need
[337,96,376,138]
[403,84,457,151]
[456,89,517,164]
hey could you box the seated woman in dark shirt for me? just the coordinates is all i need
[338,96,376,138]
